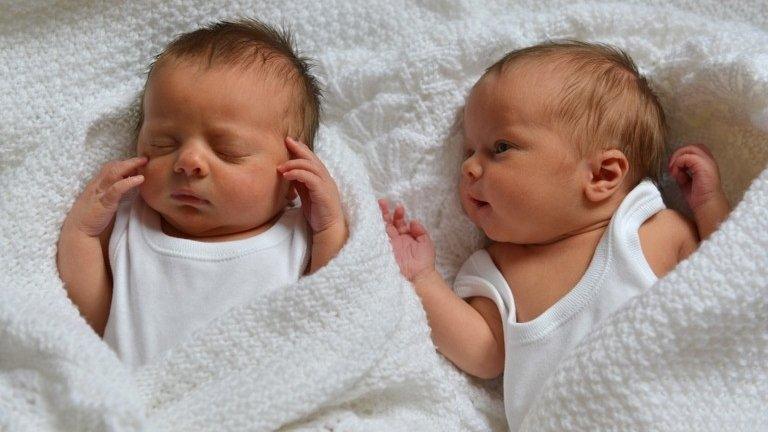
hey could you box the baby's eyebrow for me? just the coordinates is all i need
[208,127,242,140]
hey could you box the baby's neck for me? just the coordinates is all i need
[533,218,611,248]
[160,210,284,242]
[521,188,629,249]
[489,218,612,323]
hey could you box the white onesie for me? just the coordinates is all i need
[454,179,665,432]
[103,194,309,368]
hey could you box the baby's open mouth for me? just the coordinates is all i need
[471,197,490,208]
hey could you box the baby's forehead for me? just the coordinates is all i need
[464,64,585,150]
[154,55,298,92]
[469,65,565,118]
[488,59,570,94]
[145,58,300,124]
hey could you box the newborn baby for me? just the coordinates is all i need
[380,41,730,431]
[57,19,347,368]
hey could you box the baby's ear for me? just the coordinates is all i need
[583,149,629,202]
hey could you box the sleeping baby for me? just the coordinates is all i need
[57,19,347,368]
[379,41,731,431]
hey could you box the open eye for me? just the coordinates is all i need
[493,140,516,155]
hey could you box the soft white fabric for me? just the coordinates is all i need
[455,180,666,432]
[1,1,767,431]
[104,194,309,369]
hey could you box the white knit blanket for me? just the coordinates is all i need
[1,1,767,431]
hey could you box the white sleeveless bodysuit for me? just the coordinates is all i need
[103,195,309,368]
[454,180,665,432]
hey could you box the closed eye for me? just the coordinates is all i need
[463,148,475,159]
[215,151,245,162]
[149,140,177,153]
[211,139,250,162]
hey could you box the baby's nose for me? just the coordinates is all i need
[174,149,209,177]
[175,164,203,176]
[461,156,482,180]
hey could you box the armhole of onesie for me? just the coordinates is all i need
[454,252,511,320]
[108,192,136,265]
[622,181,667,287]
[296,211,311,275]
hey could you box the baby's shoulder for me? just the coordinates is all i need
[638,209,699,278]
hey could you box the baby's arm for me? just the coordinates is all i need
[668,144,730,240]
[278,137,347,273]
[378,200,505,379]
[56,157,147,335]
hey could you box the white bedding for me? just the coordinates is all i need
[1,0,767,431]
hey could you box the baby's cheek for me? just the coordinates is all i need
[141,158,161,178]
[138,160,165,193]
[238,171,285,209]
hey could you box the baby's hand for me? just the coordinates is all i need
[66,157,147,237]
[668,143,730,239]
[278,137,345,235]
[668,144,727,212]
[378,199,436,281]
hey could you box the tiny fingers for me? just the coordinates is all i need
[393,203,405,220]
[281,168,323,190]
[410,219,429,239]
[669,154,695,183]
[385,222,399,238]
[668,145,710,169]
[669,163,690,187]
[100,175,144,209]
[99,157,148,188]
[278,159,323,177]
[378,199,421,237]
[284,136,317,161]
[670,153,704,175]
[378,199,393,223]
[392,204,409,234]
[690,143,715,159]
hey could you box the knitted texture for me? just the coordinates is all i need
[1,1,766,430]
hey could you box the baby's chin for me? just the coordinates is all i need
[158,207,285,241]
[159,214,228,239]
[475,221,538,245]
[480,227,511,244]
[470,219,504,243]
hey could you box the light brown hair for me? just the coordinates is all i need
[137,19,322,148]
[485,40,667,184]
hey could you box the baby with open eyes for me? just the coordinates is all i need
[57,19,347,368]
[380,41,730,431]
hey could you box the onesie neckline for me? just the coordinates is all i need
[474,230,611,346]
[137,197,300,261]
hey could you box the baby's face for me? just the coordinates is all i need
[136,61,294,238]
[460,68,587,245]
